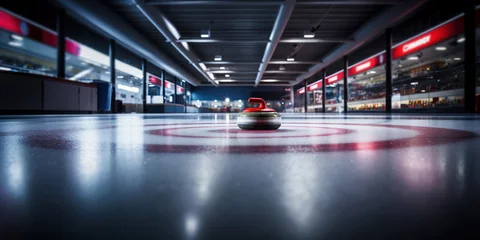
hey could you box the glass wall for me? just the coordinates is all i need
[476,15,480,112]
[293,86,305,112]
[325,71,344,113]
[306,80,323,112]
[348,56,386,111]
[176,78,185,105]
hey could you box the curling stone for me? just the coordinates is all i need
[237,97,281,130]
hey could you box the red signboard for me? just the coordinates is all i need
[165,81,172,89]
[176,85,184,94]
[297,87,305,95]
[326,71,344,85]
[307,81,322,91]
[348,53,386,76]
[149,75,162,85]
[0,9,80,56]
[392,17,464,59]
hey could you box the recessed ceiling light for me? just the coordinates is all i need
[225,74,230,77]
[117,76,124,79]
[435,46,447,51]
[214,55,222,61]
[454,57,461,61]
[408,56,418,60]
[287,57,295,62]
[11,34,23,41]
[457,37,465,43]
[200,29,210,38]
[368,70,376,74]
[279,65,286,71]
[303,31,315,38]
[8,41,22,47]
[220,66,225,70]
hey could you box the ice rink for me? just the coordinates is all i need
[1,113,480,239]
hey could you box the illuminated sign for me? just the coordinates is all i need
[327,71,344,84]
[176,85,184,94]
[307,81,323,91]
[355,61,371,72]
[392,16,465,59]
[297,87,305,94]
[148,75,162,85]
[348,53,386,76]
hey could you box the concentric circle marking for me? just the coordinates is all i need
[148,125,353,139]
[13,122,478,153]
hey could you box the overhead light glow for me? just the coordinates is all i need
[117,84,139,93]
[303,31,315,38]
[225,74,230,77]
[199,62,208,71]
[421,90,426,92]
[0,66,12,71]
[220,66,225,70]
[408,56,418,60]
[214,55,222,61]
[457,37,465,43]
[11,34,23,41]
[201,29,210,38]
[435,46,447,51]
[411,82,418,85]
[8,41,22,47]
[287,57,295,62]
[261,79,279,82]
[454,57,461,61]
[117,76,124,79]
[368,70,376,74]
[218,79,235,82]
[225,98,230,103]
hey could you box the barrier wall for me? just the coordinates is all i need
[0,72,97,113]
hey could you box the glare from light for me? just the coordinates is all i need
[199,62,208,71]
[218,79,235,82]
[117,76,124,79]
[454,57,461,61]
[214,99,217,102]
[117,84,139,93]
[201,34,210,38]
[8,41,23,47]
[457,37,465,43]
[214,105,217,107]
[11,34,23,41]
[239,100,242,102]
[262,79,279,82]
[287,57,295,61]
[421,90,426,93]
[411,82,418,85]
[225,74,230,77]
[303,32,315,38]
[185,215,198,236]
[220,66,226,70]
[225,98,230,103]
[148,84,154,87]
[0,66,12,71]
[368,71,376,74]
[187,91,191,96]
[214,55,222,61]
[70,68,93,80]
[105,71,110,74]
[408,56,418,60]
[435,46,447,51]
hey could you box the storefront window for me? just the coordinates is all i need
[176,79,185,105]
[164,79,175,103]
[392,15,465,110]
[348,54,386,111]
[0,9,57,76]
[115,60,142,107]
[147,73,163,104]
[307,80,323,112]
[294,87,305,112]
[325,71,344,113]
[476,14,480,112]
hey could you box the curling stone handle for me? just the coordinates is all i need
[248,98,266,109]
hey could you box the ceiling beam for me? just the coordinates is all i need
[269,61,321,64]
[199,61,321,64]
[199,61,260,65]
[133,0,218,86]
[279,38,354,43]
[141,0,403,5]
[199,83,292,87]
[255,0,296,87]
[293,0,427,86]
[265,70,308,74]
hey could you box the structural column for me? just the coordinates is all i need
[385,28,393,113]
[142,59,147,113]
[304,80,308,113]
[343,56,348,113]
[174,78,177,104]
[184,83,188,113]
[109,39,116,113]
[56,8,65,78]
[162,70,166,103]
[464,0,476,113]
[322,69,326,113]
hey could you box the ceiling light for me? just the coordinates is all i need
[408,56,418,60]
[279,65,286,71]
[225,98,230,103]
[218,79,235,82]
[457,37,465,43]
[421,90,426,92]
[303,31,315,38]
[220,66,225,70]
[411,82,418,85]
[8,41,22,47]
[287,57,295,62]
[261,79,279,82]
[199,62,208,71]
[0,66,12,71]
[117,76,124,79]
[435,46,447,51]
[454,57,461,61]
[214,55,222,61]
[11,34,23,41]
[182,79,185,82]
[368,70,376,74]
[200,29,210,38]
[225,74,230,77]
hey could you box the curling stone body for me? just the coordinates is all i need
[237,98,281,130]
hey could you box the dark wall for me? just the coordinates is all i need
[192,86,290,101]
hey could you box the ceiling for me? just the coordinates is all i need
[103,0,423,87]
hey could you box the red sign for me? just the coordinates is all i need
[297,87,305,95]
[0,9,80,56]
[348,53,386,76]
[392,16,464,59]
[165,81,172,89]
[327,71,344,84]
[149,75,162,85]
[307,81,322,91]
[176,86,184,94]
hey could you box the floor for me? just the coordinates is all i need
[1,113,480,239]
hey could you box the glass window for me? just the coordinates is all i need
[392,18,465,111]
[325,72,344,113]
[307,81,323,112]
[114,61,142,107]
[147,73,163,104]
[348,57,386,112]
[294,87,305,112]
[176,78,185,105]
[0,9,57,76]
[476,15,480,112]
